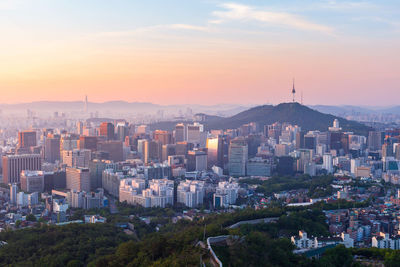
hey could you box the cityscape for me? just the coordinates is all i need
[0,0,400,267]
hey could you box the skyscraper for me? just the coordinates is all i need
[206,137,224,168]
[296,131,305,150]
[153,130,172,145]
[368,131,383,151]
[78,136,98,151]
[228,138,248,177]
[144,140,162,164]
[97,141,123,162]
[18,130,37,149]
[174,123,186,143]
[62,149,91,168]
[45,136,60,163]
[116,122,128,141]
[99,122,115,140]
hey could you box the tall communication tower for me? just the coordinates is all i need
[292,79,296,102]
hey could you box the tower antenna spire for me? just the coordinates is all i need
[292,78,296,102]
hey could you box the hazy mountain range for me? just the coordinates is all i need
[0,101,253,117]
[1,101,399,116]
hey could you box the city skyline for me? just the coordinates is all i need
[0,0,399,105]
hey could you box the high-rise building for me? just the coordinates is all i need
[323,153,333,174]
[88,159,116,190]
[228,138,248,177]
[162,144,176,162]
[78,136,98,151]
[153,130,172,145]
[9,183,18,205]
[174,123,186,143]
[60,134,80,159]
[2,154,42,184]
[99,122,115,140]
[77,121,84,135]
[304,134,316,150]
[206,137,224,168]
[186,150,207,172]
[66,167,91,192]
[175,141,194,156]
[144,140,162,164]
[18,130,37,149]
[62,149,91,168]
[97,141,123,162]
[368,131,383,151]
[296,131,305,149]
[186,123,206,147]
[116,122,128,141]
[45,136,60,163]
[20,170,44,193]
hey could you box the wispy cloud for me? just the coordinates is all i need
[318,0,375,10]
[211,3,334,35]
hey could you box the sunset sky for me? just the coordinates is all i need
[0,0,399,105]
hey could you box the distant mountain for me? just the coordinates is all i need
[204,102,373,135]
[378,106,400,115]
[0,101,251,117]
[309,105,375,116]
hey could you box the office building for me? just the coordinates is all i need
[18,130,37,149]
[78,136,98,151]
[97,141,123,162]
[247,157,271,176]
[153,130,172,145]
[186,150,207,172]
[162,144,176,162]
[323,153,333,174]
[99,122,115,140]
[116,122,128,141]
[9,183,18,205]
[174,123,186,142]
[368,131,383,151]
[45,136,60,163]
[206,137,224,168]
[228,138,248,176]
[2,154,42,184]
[20,170,44,193]
[144,140,162,163]
[62,149,91,168]
[66,167,90,192]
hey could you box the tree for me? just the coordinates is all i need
[26,214,37,222]
[319,245,353,267]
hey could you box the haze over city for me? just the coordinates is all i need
[2,1,400,266]
[1,0,399,105]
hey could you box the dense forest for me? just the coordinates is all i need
[0,206,367,267]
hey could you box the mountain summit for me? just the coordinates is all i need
[204,102,372,135]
